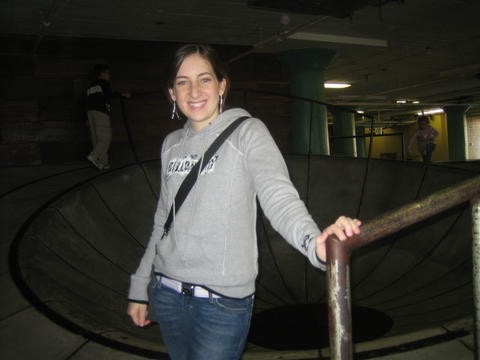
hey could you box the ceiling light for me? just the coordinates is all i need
[289,32,387,47]
[324,82,351,89]
[356,110,364,114]
[396,99,407,104]
[412,100,420,104]
[417,108,444,115]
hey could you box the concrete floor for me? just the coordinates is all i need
[1,157,478,359]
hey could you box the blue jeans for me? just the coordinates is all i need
[87,110,111,168]
[422,143,436,163]
[152,278,254,360]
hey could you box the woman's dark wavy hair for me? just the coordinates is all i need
[165,44,230,101]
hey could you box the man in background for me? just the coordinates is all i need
[86,64,130,170]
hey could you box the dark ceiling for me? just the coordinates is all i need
[1,0,480,124]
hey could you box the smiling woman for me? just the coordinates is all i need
[126,43,361,360]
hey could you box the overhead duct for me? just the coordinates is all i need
[247,0,401,18]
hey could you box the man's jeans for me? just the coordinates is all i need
[152,278,254,360]
[422,142,436,163]
[87,110,111,168]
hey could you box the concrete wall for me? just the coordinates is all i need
[466,115,480,159]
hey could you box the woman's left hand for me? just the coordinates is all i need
[315,216,362,262]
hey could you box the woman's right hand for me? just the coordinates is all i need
[127,302,152,327]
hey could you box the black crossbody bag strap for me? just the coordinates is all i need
[161,116,249,239]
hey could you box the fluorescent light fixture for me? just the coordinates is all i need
[289,32,387,47]
[417,108,444,115]
[412,100,420,104]
[324,82,351,89]
[396,99,407,104]
[356,110,364,114]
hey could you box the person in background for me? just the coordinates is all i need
[86,64,130,170]
[408,115,439,163]
[126,44,361,360]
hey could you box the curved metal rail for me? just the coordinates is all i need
[326,174,480,359]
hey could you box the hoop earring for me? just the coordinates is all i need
[171,101,179,120]
[219,95,224,114]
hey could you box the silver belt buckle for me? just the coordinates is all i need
[181,283,194,296]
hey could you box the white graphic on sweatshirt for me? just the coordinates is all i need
[166,154,219,177]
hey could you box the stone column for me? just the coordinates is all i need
[444,105,470,161]
[330,108,357,157]
[356,126,367,158]
[278,48,336,155]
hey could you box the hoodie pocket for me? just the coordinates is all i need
[178,230,223,271]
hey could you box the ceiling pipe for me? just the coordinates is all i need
[227,16,329,63]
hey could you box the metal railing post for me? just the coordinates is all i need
[325,175,480,359]
[473,196,480,360]
[327,238,353,360]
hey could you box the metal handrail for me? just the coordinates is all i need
[326,174,480,360]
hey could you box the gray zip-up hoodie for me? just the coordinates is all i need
[128,108,325,301]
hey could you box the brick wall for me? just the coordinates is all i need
[0,37,292,166]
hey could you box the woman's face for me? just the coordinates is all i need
[169,53,226,131]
